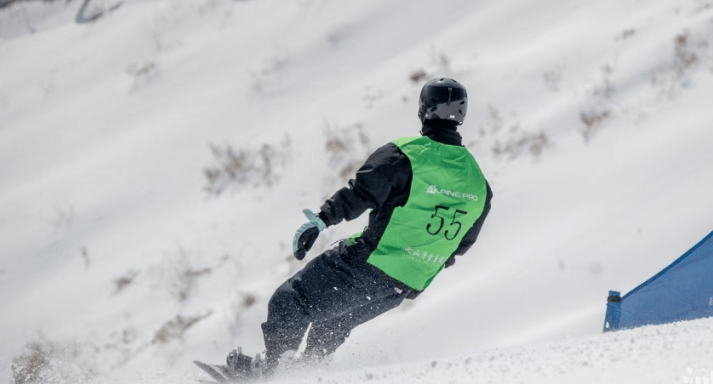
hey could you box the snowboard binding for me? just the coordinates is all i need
[194,348,264,383]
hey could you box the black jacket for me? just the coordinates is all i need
[318,124,493,293]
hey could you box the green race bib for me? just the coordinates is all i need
[366,136,488,290]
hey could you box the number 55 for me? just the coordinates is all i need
[426,206,468,240]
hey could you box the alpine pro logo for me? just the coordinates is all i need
[426,185,478,201]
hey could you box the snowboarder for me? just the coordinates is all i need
[199,77,493,382]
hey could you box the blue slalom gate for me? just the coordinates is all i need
[604,230,713,332]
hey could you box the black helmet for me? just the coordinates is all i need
[418,78,468,125]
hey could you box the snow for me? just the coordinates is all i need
[281,318,713,384]
[1,0,713,383]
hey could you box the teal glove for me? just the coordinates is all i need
[292,209,327,260]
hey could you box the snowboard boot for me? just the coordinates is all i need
[225,348,264,381]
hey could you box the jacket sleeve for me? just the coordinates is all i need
[318,143,411,227]
[445,182,493,267]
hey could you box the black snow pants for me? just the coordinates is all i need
[261,242,409,369]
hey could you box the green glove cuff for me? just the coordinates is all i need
[302,209,327,232]
[292,209,327,254]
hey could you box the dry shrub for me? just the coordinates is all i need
[152,312,212,344]
[323,121,370,182]
[49,204,74,229]
[429,46,451,74]
[543,68,563,92]
[620,29,636,39]
[113,270,140,294]
[167,247,211,302]
[80,246,90,270]
[204,135,291,196]
[673,31,699,77]
[126,61,159,91]
[651,29,706,97]
[204,143,250,189]
[241,292,257,308]
[126,61,157,78]
[492,129,550,160]
[482,105,503,134]
[480,104,552,160]
[410,69,428,83]
[250,52,289,95]
[579,109,611,142]
[339,160,362,180]
[591,65,614,99]
[178,267,211,301]
[12,339,95,384]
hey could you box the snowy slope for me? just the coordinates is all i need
[1,0,713,383]
[277,317,713,384]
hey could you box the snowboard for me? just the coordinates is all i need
[194,350,264,383]
[193,360,235,383]
[195,349,318,383]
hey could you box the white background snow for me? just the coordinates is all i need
[1,0,713,383]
